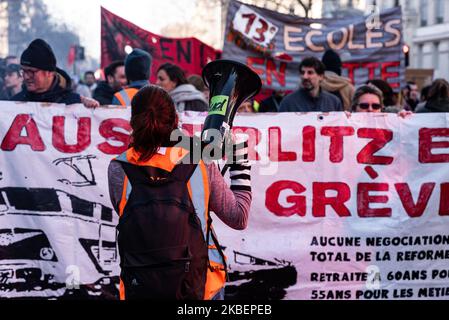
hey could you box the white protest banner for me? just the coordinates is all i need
[0,102,130,299]
[0,102,448,299]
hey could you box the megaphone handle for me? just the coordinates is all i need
[219,116,236,177]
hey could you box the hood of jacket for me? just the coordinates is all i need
[321,71,352,91]
[92,81,117,105]
[94,81,115,95]
[170,84,208,105]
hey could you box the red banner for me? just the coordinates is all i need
[101,7,221,82]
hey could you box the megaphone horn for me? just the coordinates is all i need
[201,59,262,147]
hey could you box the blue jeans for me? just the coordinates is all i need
[211,287,225,300]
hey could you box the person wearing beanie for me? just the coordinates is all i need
[12,38,82,105]
[322,49,342,76]
[112,48,152,106]
[320,49,355,111]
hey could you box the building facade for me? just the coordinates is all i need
[365,0,449,81]
[412,0,449,80]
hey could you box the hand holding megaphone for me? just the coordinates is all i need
[201,59,261,166]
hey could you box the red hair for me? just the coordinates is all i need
[130,85,178,162]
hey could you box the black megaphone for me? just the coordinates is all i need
[201,59,262,148]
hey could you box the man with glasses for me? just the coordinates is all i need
[279,56,343,112]
[11,39,82,105]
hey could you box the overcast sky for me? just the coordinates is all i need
[43,0,197,60]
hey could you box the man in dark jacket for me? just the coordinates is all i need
[279,57,343,112]
[12,39,81,104]
[93,61,126,105]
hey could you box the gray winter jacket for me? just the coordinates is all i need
[170,84,208,112]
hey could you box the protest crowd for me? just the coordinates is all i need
[2,40,447,114]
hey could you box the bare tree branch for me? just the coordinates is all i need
[5,0,79,67]
[295,0,313,17]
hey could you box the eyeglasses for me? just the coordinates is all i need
[21,68,40,77]
[357,102,382,110]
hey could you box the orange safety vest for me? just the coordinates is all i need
[113,88,139,106]
[114,147,226,300]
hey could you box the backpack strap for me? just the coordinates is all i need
[206,215,228,274]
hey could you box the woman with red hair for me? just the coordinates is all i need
[108,85,251,300]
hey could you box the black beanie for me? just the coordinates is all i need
[20,38,57,71]
[125,48,152,82]
[322,49,342,76]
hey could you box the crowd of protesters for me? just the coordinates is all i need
[1,39,448,116]
[1,37,448,302]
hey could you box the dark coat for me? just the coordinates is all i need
[93,81,117,106]
[0,88,17,100]
[259,94,283,112]
[279,88,343,112]
[415,98,449,113]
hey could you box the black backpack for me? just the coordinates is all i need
[117,161,209,300]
